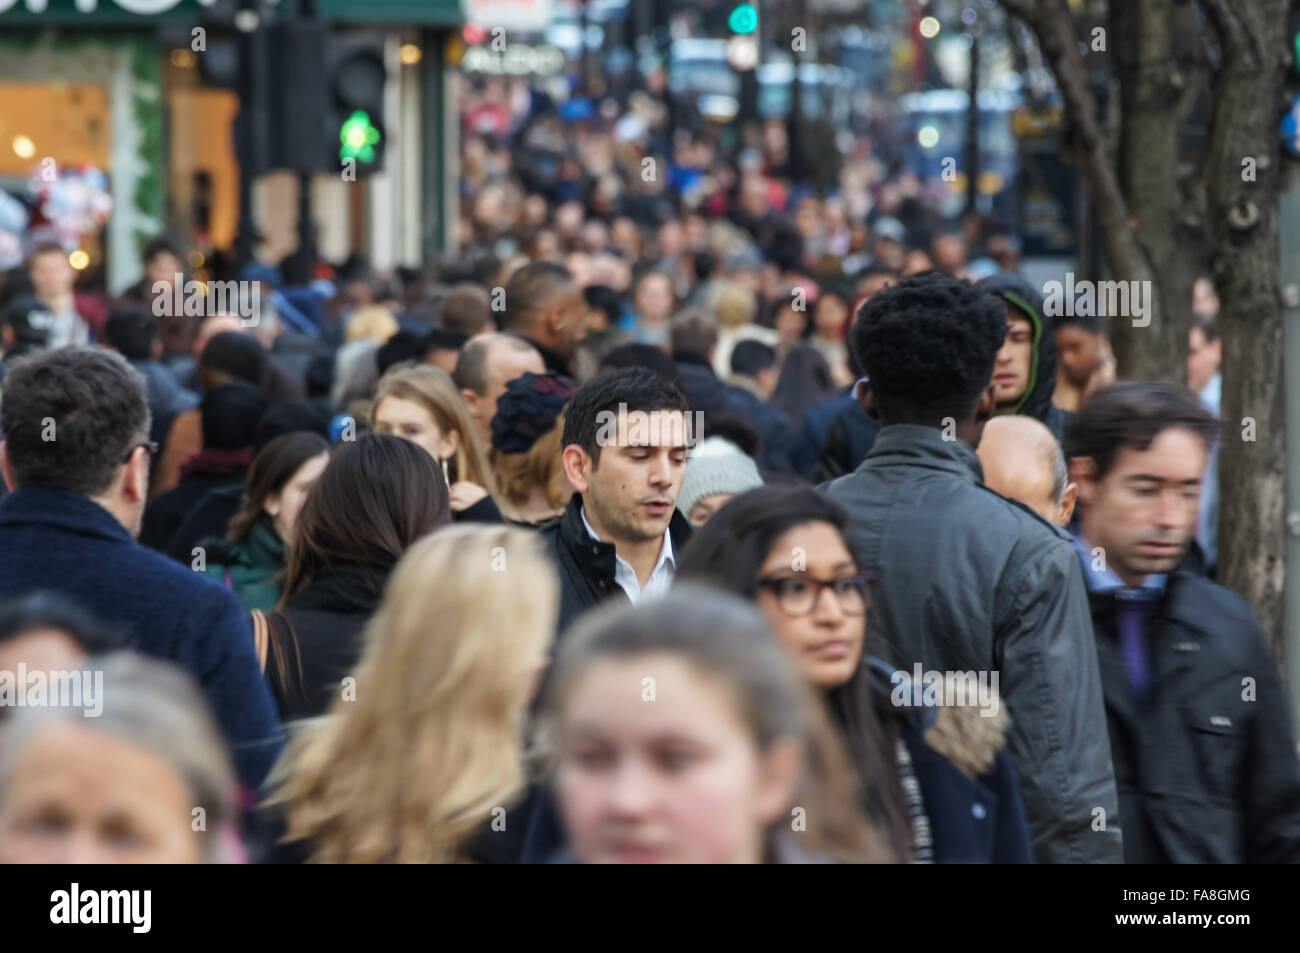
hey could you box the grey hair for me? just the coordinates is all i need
[0,651,237,863]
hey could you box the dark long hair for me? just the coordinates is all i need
[269,435,451,694]
[676,484,914,862]
[769,343,835,428]
[227,431,331,543]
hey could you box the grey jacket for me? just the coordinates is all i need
[824,424,1123,863]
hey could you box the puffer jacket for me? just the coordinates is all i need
[824,424,1122,863]
[977,273,1073,443]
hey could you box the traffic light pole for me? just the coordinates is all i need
[234,0,269,269]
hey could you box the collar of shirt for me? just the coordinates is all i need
[1070,533,1167,599]
[581,505,675,603]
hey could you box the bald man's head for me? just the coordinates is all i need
[977,415,1076,526]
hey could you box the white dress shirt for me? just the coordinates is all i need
[581,506,675,604]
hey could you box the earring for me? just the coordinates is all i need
[440,457,450,487]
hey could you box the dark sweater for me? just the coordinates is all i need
[0,487,283,788]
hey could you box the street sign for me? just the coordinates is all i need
[461,0,553,32]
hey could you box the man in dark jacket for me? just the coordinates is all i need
[977,273,1072,443]
[0,347,282,789]
[540,367,694,636]
[824,272,1122,864]
[1068,382,1300,863]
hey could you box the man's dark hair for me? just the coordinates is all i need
[670,309,718,361]
[583,284,623,327]
[28,241,67,263]
[561,367,690,465]
[103,308,158,362]
[199,331,267,388]
[0,591,125,655]
[142,235,181,264]
[599,342,681,386]
[1066,382,1219,481]
[501,261,573,334]
[849,271,1006,425]
[376,330,425,375]
[0,346,150,496]
[1192,311,1218,343]
[730,339,777,378]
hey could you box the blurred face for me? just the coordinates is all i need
[932,234,968,273]
[373,396,458,464]
[569,410,688,545]
[814,296,848,340]
[993,312,1034,408]
[775,304,806,343]
[1056,325,1101,388]
[686,492,732,527]
[857,272,896,300]
[266,451,330,544]
[29,250,74,299]
[755,522,866,689]
[556,654,795,864]
[146,252,183,288]
[1187,327,1221,395]
[1076,427,1208,588]
[0,722,200,864]
[901,250,933,276]
[634,275,674,323]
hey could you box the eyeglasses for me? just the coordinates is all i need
[756,575,868,617]
[122,440,160,464]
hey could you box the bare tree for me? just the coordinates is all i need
[1000,0,1289,650]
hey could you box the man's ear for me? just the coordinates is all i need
[1058,481,1079,527]
[0,441,14,491]
[854,379,879,420]
[974,382,998,422]
[460,388,481,421]
[561,444,592,494]
[123,446,150,505]
[1069,458,1099,507]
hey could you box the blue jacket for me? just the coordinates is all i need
[0,488,284,788]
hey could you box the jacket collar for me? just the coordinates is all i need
[860,424,984,483]
[0,487,133,544]
[558,493,693,581]
[521,335,573,378]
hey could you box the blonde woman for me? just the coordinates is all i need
[371,364,502,521]
[260,525,559,863]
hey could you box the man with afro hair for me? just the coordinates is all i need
[824,271,1122,864]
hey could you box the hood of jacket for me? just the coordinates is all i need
[977,272,1058,425]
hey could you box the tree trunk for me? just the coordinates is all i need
[1199,0,1288,653]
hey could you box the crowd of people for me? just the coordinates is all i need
[0,88,1292,860]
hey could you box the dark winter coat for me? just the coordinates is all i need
[976,273,1073,443]
[0,488,283,788]
[1083,569,1300,863]
[823,424,1122,863]
[201,517,286,611]
[674,356,797,475]
[538,493,693,637]
[265,563,386,722]
[812,396,881,482]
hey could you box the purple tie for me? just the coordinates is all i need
[1116,595,1152,701]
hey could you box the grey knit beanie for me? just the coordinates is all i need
[676,437,764,520]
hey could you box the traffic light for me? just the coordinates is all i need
[327,34,388,173]
[728,3,758,35]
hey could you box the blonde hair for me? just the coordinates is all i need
[488,416,568,510]
[345,306,400,343]
[268,525,559,863]
[710,281,758,329]
[373,364,498,494]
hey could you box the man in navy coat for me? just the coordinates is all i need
[0,346,282,789]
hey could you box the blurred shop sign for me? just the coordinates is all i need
[462,0,553,32]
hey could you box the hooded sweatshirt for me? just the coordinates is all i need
[976,273,1073,443]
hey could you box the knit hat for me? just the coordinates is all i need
[676,437,764,520]
[491,371,578,454]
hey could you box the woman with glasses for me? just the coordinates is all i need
[676,485,1032,863]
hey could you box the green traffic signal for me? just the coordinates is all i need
[339,110,381,164]
[728,3,758,35]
